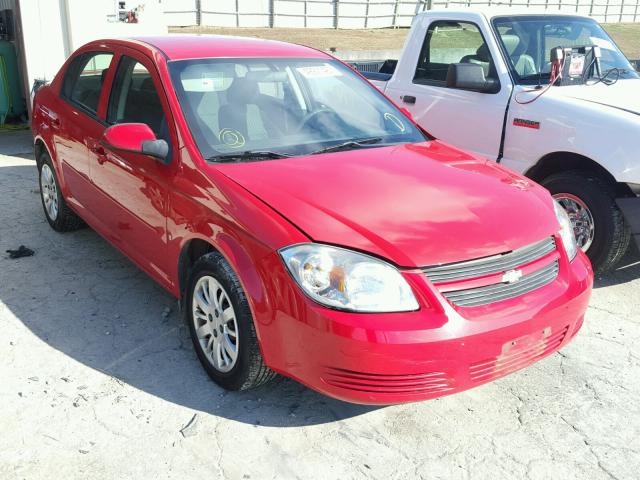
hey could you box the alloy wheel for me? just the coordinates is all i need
[553,193,595,252]
[192,275,239,373]
[40,164,59,221]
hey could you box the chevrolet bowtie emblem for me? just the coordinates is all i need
[502,269,523,284]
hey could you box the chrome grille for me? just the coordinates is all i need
[423,237,556,284]
[443,260,559,307]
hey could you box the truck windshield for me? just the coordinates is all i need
[168,58,426,161]
[492,15,638,85]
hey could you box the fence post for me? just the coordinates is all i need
[635,0,640,22]
[269,0,274,27]
[392,0,399,28]
[195,0,201,26]
[303,0,308,27]
[334,0,339,29]
[235,0,240,27]
[620,0,625,22]
[364,0,370,28]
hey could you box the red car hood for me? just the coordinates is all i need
[215,141,558,267]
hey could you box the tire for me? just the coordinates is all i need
[541,170,631,274]
[185,252,277,391]
[38,151,84,232]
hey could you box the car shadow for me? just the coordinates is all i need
[0,162,379,428]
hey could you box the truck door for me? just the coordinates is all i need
[385,17,512,161]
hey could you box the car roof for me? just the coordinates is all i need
[419,7,592,21]
[128,34,331,61]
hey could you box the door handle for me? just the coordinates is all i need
[50,118,60,128]
[90,144,107,163]
[401,95,416,104]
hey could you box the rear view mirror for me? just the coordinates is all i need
[446,64,499,94]
[101,123,170,164]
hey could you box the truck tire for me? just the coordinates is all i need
[38,151,84,232]
[185,251,277,391]
[541,171,630,274]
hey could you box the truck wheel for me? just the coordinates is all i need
[185,252,277,391]
[38,152,84,232]
[541,171,630,274]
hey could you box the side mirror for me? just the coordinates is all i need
[101,123,169,163]
[446,63,499,94]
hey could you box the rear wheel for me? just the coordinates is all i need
[541,170,630,274]
[38,152,84,232]
[185,252,277,391]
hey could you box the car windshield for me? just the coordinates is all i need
[168,58,426,161]
[492,15,639,85]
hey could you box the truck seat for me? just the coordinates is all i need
[501,34,536,77]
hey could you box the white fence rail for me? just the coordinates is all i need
[162,0,640,28]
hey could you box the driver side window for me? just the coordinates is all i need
[107,56,167,138]
[414,21,497,85]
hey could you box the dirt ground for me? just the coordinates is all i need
[171,24,640,59]
[1,130,639,479]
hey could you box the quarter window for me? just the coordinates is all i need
[62,52,114,114]
[414,21,497,85]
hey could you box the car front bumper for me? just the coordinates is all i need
[617,194,640,252]
[257,247,593,405]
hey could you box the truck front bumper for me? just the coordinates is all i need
[617,194,640,252]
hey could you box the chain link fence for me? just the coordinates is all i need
[162,0,640,28]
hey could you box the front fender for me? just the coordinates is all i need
[505,90,640,184]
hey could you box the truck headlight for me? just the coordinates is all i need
[280,244,419,312]
[554,200,578,261]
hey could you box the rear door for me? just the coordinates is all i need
[385,16,512,160]
[54,50,114,216]
[89,48,177,285]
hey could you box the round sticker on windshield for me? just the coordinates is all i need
[384,113,406,133]
[219,128,246,148]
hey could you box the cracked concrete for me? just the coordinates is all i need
[1,130,639,479]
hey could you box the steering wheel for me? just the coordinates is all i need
[296,108,344,134]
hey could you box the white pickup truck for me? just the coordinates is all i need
[358,9,640,273]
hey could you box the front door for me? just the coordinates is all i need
[385,18,511,161]
[89,50,177,286]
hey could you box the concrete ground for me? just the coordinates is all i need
[1,130,639,480]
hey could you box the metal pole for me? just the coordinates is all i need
[334,0,339,29]
[303,0,307,28]
[269,0,274,27]
[235,0,240,27]
[364,0,370,29]
[620,0,625,22]
[392,0,400,27]
[196,0,201,26]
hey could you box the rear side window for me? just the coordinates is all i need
[107,56,166,137]
[414,21,497,85]
[62,52,113,114]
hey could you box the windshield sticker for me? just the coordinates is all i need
[590,37,615,51]
[181,73,228,92]
[383,113,406,133]
[219,128,246,149]
[296,64,342,79]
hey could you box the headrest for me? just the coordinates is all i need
[501,34,521,56]
[100,68,109,84]
[476,44,491,63]
[140,77,155,92]
[227,77,259,104]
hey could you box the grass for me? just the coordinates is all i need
[171,23,640,60]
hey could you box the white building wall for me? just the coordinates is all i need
[16,0,168,106]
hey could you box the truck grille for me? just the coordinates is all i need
[423,237,558,307]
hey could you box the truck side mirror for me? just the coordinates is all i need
[446,63,499,94]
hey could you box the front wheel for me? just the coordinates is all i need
[185,252,277,391]
[541,171,630,274]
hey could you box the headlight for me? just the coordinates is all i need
[554,200,578,261]
[279,244,419,312]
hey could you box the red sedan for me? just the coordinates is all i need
[31,35,593,404]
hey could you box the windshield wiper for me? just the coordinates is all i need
[309,137,385,155]
[207,150,293,163]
